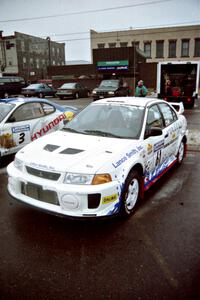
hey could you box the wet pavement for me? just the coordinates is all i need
[0,97,200,300]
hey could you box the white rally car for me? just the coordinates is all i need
[7,97,188,218]
[0,98,78,160]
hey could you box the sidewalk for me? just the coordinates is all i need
[187,129,200,152]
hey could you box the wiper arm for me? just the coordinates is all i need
[62,127,81,134]
[84,130,120,138]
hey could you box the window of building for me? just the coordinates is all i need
[168,40,176,58]
[42,59,46,67]
[156,40,164,58]
[21,40,25,52]
[120,42,128,47]
[108,43,116,48]
[144,42,151,58]
[30,58,34,68]
[194,38,200,57]
[36,58,40,69]
[97,43,105,49]
[181,39,189,57]
[57,48,60,55]
[23,57,26,67]
[132,41,139,49]
[8,58,13,66]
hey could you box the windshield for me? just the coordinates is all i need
[60,83,76,89]
[0,103,15,122]
[99,80,119,88]
[63,104,144,139]
[26,84,42,89]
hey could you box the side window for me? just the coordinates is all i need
[11,103,44,122]
[146,105,163,130]
[41,103,55,115]
[159,103,177,127]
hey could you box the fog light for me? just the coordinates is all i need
[61,194,79,209]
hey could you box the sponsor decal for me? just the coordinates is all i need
[0,132,16,148]
[144,155,176,189]
[147,143,153,154]
[102,193,118,204]
[31,113,66,141]
[154,140,164,152]
[12,125,30,133]
[112,146,143,169]
[29,162,56,171]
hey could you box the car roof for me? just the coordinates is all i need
[93,96,166,107]
[0,97,55,106]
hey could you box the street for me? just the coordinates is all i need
[0,96,200,300]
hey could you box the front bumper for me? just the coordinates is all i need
[7,162,121,218]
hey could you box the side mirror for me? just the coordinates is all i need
[145,127,162,139]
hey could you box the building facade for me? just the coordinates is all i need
[90,25,200,64]
[0,31,65,82]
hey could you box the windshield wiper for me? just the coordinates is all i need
[84,130,120,138]
[62,127,81,134]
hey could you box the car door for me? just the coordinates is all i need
[143,104,166,189]
[2,102,64,155]
[158,102,180,160]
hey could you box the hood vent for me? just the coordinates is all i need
[44,144,60,152]
[60,148,84,155]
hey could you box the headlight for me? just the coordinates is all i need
[64,173,112,185]
[64,173,93,185]
[14,157,23,171]
[108,91,115,95]
[92,90,97,94]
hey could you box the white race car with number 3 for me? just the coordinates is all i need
[7,97,188,218]
[0,97,78,161]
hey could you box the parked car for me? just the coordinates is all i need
[92,79,130,100]
[21,83,56,98]
[7,97,187,219]
[56,82,90,99]
[0,97,78,159]
[0,76,26,99]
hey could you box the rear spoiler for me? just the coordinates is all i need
[170,102,184,115]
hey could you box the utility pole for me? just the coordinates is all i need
[46,37,51,67]
[133,40,136,95]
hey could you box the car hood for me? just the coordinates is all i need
[94,86,118,92]
[17,130,138,174]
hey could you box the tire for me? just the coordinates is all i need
[38,92,44,98]
[59,96,64,100]
[120,169,141,216]
[74,92,79,99]
[177,140,185,165]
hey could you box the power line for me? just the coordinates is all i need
[40,20,200,40]
[0,0,173,23]
[52,22,200,43]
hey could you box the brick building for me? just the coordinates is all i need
[0,31,65,82]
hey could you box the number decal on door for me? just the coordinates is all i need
[19,132,25,144]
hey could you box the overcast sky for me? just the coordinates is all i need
[0,0,199,62]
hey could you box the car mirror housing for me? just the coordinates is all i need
[145,127,163,139]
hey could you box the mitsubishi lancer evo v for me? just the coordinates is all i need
[7,97,187,219]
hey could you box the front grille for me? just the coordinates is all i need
[21,182,59,205]
[26,166,60,181]
[98,91,108,96]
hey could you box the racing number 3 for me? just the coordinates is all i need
[19,132,25,144]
